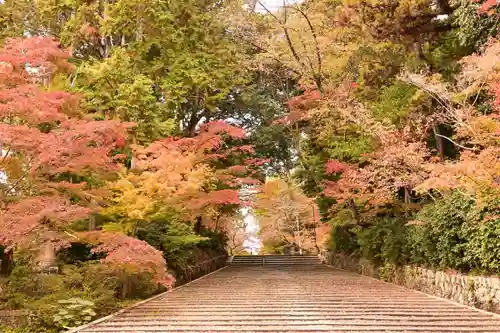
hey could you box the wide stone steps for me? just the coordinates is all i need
[71,264,500,333]
[231,255,321,265]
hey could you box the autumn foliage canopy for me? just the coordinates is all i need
[0,37,261,286]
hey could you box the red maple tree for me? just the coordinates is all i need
[273,85,322,126]
[323,132,429,220]
[131,120,264,220]
[78,231,174,287]
[0,37,169,283]
[325,159,349,175]
[477,0,498,14]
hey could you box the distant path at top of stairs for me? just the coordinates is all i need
[70,257,500,333]
[230,255,322,265]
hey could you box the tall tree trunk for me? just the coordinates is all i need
[121,272,130,300]
[348,199,361,224]
[88,214,96,231]
[0,250,12,275]
[404,187,411,204]
[433,125,445,161]
[194,216,202,234]
[214,213,221,232]
[311,204,320,254]
[295,216,303,254]
[185,109,200,137]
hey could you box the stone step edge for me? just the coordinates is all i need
[66,266,229,333]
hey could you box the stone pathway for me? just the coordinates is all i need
[71,260,500,333]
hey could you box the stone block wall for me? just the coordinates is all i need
[173,254,227,287]
[324,252,500,314]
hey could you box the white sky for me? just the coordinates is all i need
[256,0,299,11]
[0,149,7,185]
[257,0,284,11]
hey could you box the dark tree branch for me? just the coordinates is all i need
[284,5,323,91]
[0,147,12,167]
[257,1,307,72]
[2,172,27,197]
[434,134,478,151]
[229,33,301,76]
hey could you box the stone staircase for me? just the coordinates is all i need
[70,263,500,333]
[231,255,321,266]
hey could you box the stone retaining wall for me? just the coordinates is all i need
[173,254,227,287]
[324,252,500,314]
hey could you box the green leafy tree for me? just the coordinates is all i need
[78,49,176,143]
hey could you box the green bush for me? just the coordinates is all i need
[0,325,31,333]
[411,193,477,271]
[336,192,500,275]
[135,212,227,273]
[403,225,430,266]
[3,261,162,333]
[465,218,500,273]
[356,216,407,265]
[53,298,96,330]
[371,81,417,125]
[261,240,286,255]
[328,224,359,255]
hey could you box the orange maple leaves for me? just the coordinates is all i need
[78,231,174,287]
[0,37,163,278]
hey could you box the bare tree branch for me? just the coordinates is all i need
[0,147,12,167]
[434,134,478,151]
[257,0,307,72]
[284,5,323,90]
